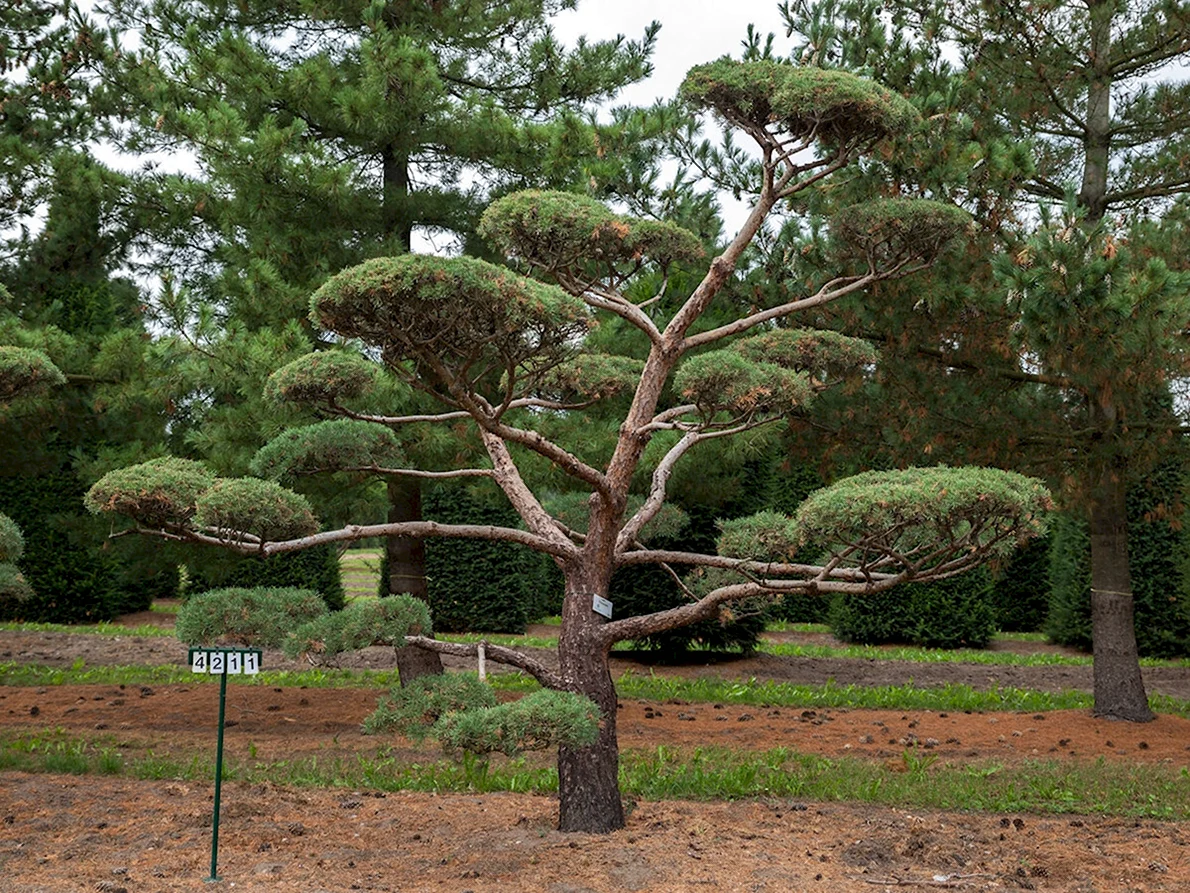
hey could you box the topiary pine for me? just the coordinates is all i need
[680,59,919,144]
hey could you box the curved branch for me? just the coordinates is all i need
[404,636,563,690]
[130,520,577,560]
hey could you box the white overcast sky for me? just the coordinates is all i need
[553,1,790,106]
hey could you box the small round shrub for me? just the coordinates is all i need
[175,586,328,647]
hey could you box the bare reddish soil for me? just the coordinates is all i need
[2,619,1190,891]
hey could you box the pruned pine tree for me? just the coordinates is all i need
[100,0,665,679]
[778,0,1190,721]
[87,60,1052,834]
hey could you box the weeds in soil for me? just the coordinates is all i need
[3,730,1187,820]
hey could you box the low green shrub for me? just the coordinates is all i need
[990,532,1051,632]
[828,567,997,649]
[175,586,327,646]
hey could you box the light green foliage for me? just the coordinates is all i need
[194,478,318,542]
[680,59,919,143]
[283,594,432,661]
[264,351,379,407]
[250,420,405,481]
[674,351,813,416]
[831,199,972,265]
[434,689,601,756]
[716,511,800,561]
[732,328,877,381]
[174,586,327,646]
[478,189,703,276]
[0,513,24,563]
[363,674,498,740]
[0,346,66,402]
[532,352,645,404]
[84,458,216,528]
[310,255,589,381]
[795,467,1052,560]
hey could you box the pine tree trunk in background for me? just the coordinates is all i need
[379,148,442,684]
[1088,464,1153,722]
[556,578,624,833]
[386,476,443,683]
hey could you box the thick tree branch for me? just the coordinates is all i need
[403,635,564,689]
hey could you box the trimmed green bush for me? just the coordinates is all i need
[184,543,345,611]
[176,586,327,646]
[828,567,997,649]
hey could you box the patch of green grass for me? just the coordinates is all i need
[764,621,830,633]
[3,730,1187,820]
[149,602,181,615]
[340,548,382,599]
[618,746,1190,819]
[0,621,175,638]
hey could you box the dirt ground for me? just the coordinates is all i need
[2,620,1190,891]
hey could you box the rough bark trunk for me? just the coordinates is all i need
[556,575,624,833]
[1078,0,1112,223]
[1088,466,1153,722]
[386,476,444,683]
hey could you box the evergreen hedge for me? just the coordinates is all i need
[184,543,345,611]
[411,486,556,634]
[828,567,998,649]
[989,531,1052,632]
[0,469,132,622]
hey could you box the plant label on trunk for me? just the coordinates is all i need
[592,595,613,619]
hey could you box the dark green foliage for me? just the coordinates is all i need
[990,531,1053,633]
[0,469,123,622]
[363,674,498,739]
[184,544,345,611]
[434,690,601,756]
[175,587,328,647]
[733,328,878,381]
[1047,468,1190,657]
[418,486,557,633]
[1045,513,1092,650]
[828,567,997,649]
[680,59,919,143]
[284,594,432,660]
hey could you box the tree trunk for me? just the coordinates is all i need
[556,577,624,833]
[1088,465,1153,722]
[379,147,442,684]
[386,476,444,683]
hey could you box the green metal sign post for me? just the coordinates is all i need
[188,646,263,883]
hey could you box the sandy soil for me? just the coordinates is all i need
[2,619,1190,892]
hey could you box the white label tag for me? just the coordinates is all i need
[243,652,260,675]
[227,652,242,675]
[209,652,226,675]
[191,651,208,674]
[592,595,613,619]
